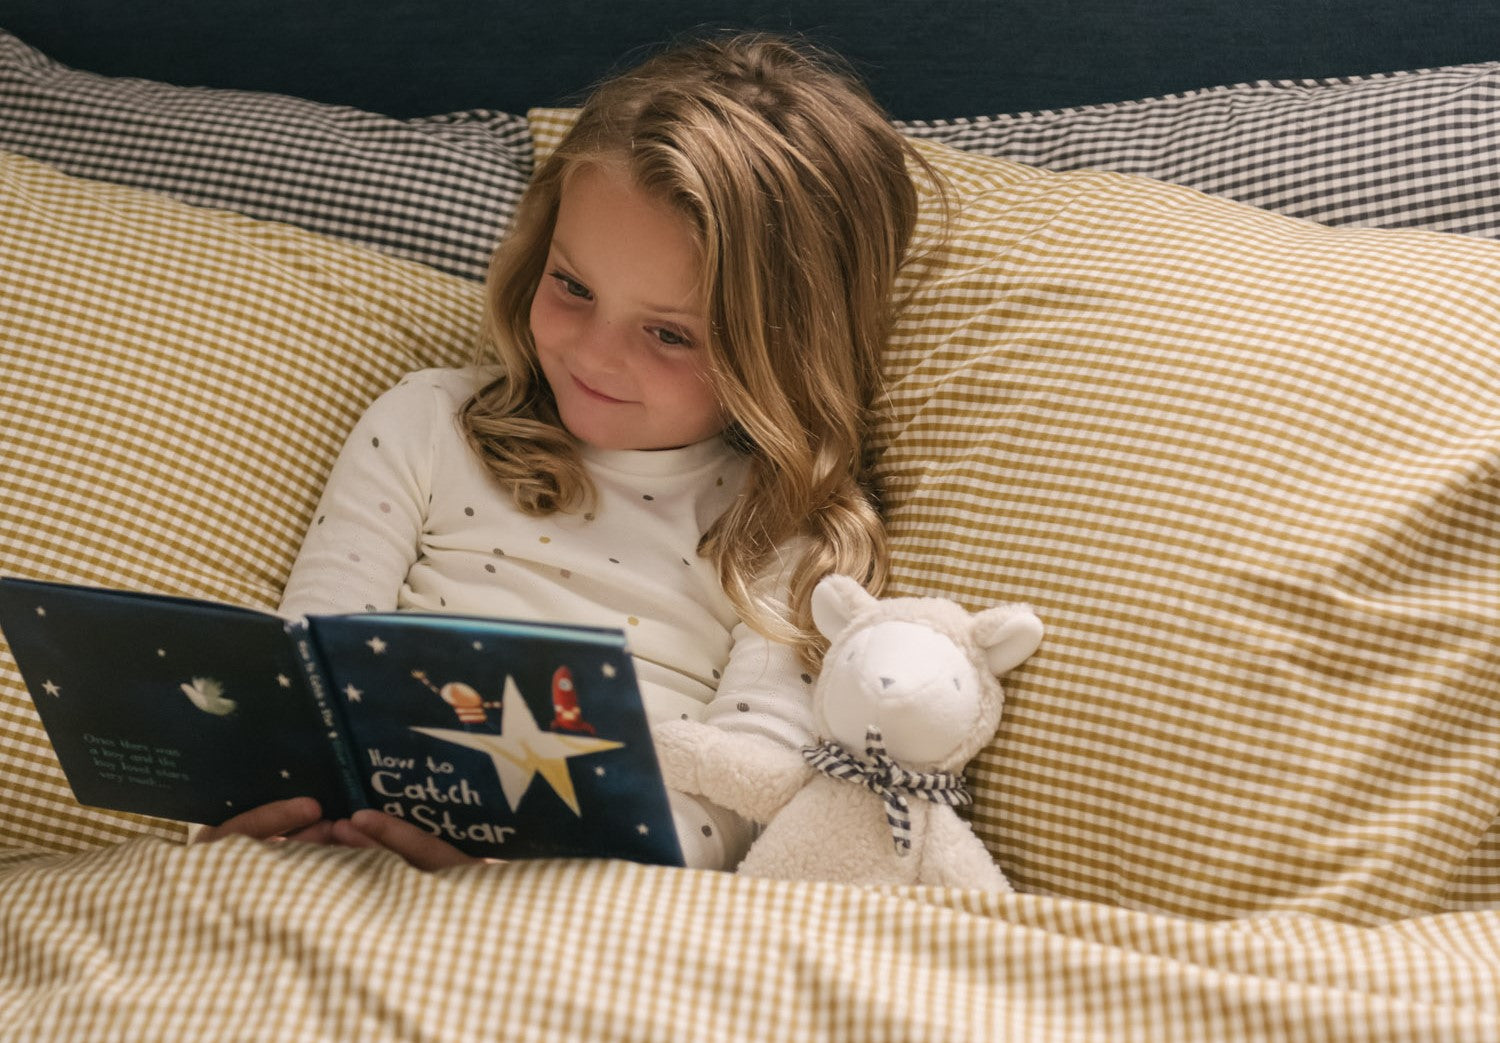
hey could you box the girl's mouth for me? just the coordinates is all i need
[573,376,627,404]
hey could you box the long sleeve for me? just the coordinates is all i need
[275,368,806,871]
[701,619,817,749]
[668,549,820,869]
[278,376,438,619]
[699,543,818,751]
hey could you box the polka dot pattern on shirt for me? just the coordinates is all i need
[279,370,799,775]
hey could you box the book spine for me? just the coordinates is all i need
[286,618,370,814]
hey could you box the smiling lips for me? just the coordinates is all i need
[573,375,630,404]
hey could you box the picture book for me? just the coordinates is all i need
[0,576,684,866]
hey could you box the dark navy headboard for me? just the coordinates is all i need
[3,0,1496,119]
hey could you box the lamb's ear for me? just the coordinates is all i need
[973,606,1044,676]
[810,574,876,642]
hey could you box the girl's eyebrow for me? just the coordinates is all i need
[645,303,705,322]
[548,240,704,323]
[547,242,581,272]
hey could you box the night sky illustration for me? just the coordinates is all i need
[0,580,682,865]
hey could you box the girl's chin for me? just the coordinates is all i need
[558,415,641,451]
[556,403,724,451]
[561,423,686,452]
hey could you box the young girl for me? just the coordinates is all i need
[203,31,928,869]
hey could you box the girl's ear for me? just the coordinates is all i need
[973,606,1044,676]
[810,573,875,642]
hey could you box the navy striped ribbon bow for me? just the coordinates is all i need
[803,725,972,855]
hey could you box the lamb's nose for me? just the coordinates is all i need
[880,677,895,688]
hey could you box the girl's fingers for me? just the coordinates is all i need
[329,818,385,849]
[343,809,478,870]
[196,800,485,872]
[195,797,324,842]
[284,819,339,845]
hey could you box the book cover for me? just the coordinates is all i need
[0,577,683,866]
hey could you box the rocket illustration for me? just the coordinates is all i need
[549,666,596,735]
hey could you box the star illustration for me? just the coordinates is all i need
[367,636,388,655]
[42,680,60,697]
[344,684,364,702]
[414,676,622,816]
[601,662,617,679]
[277,674,293,688]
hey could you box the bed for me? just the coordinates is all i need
[2,1,1498,1039]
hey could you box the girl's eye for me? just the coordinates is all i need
[549,271,591,300]
[651,327,692,348]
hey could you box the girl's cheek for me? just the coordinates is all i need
[529,292,569,345]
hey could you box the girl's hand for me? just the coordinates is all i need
[330,809,480,871]
[195,796,335,844]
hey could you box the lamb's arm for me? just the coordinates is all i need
[917,807,1015,892]
[654,718,813,824]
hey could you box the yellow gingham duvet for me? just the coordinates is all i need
[1,838,1498,1040]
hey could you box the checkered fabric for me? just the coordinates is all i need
[879,142,1500,923]
[0,151,482,853]
[535,110,1500,923]
[2,94,1500,1043]
[897,62,1500,239]
[0,30,532,280]
[0,837,1498,1041]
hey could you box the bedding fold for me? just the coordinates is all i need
[0,838,1496,1041]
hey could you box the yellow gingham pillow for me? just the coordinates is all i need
[886,145,1500,922]
[534,109,1500,922]
[0,152,482,852]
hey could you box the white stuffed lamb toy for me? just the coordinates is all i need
[654,574,1043,889]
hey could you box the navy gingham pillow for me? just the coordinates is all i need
[899,62,1500,240]
[0,30,532,280]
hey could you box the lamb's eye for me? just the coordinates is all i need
[953,677,962,690]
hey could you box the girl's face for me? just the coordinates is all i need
[531,162,724,451]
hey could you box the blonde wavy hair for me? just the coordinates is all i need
[460,32,929,668]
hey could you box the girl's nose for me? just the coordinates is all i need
[574,316,625,370]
